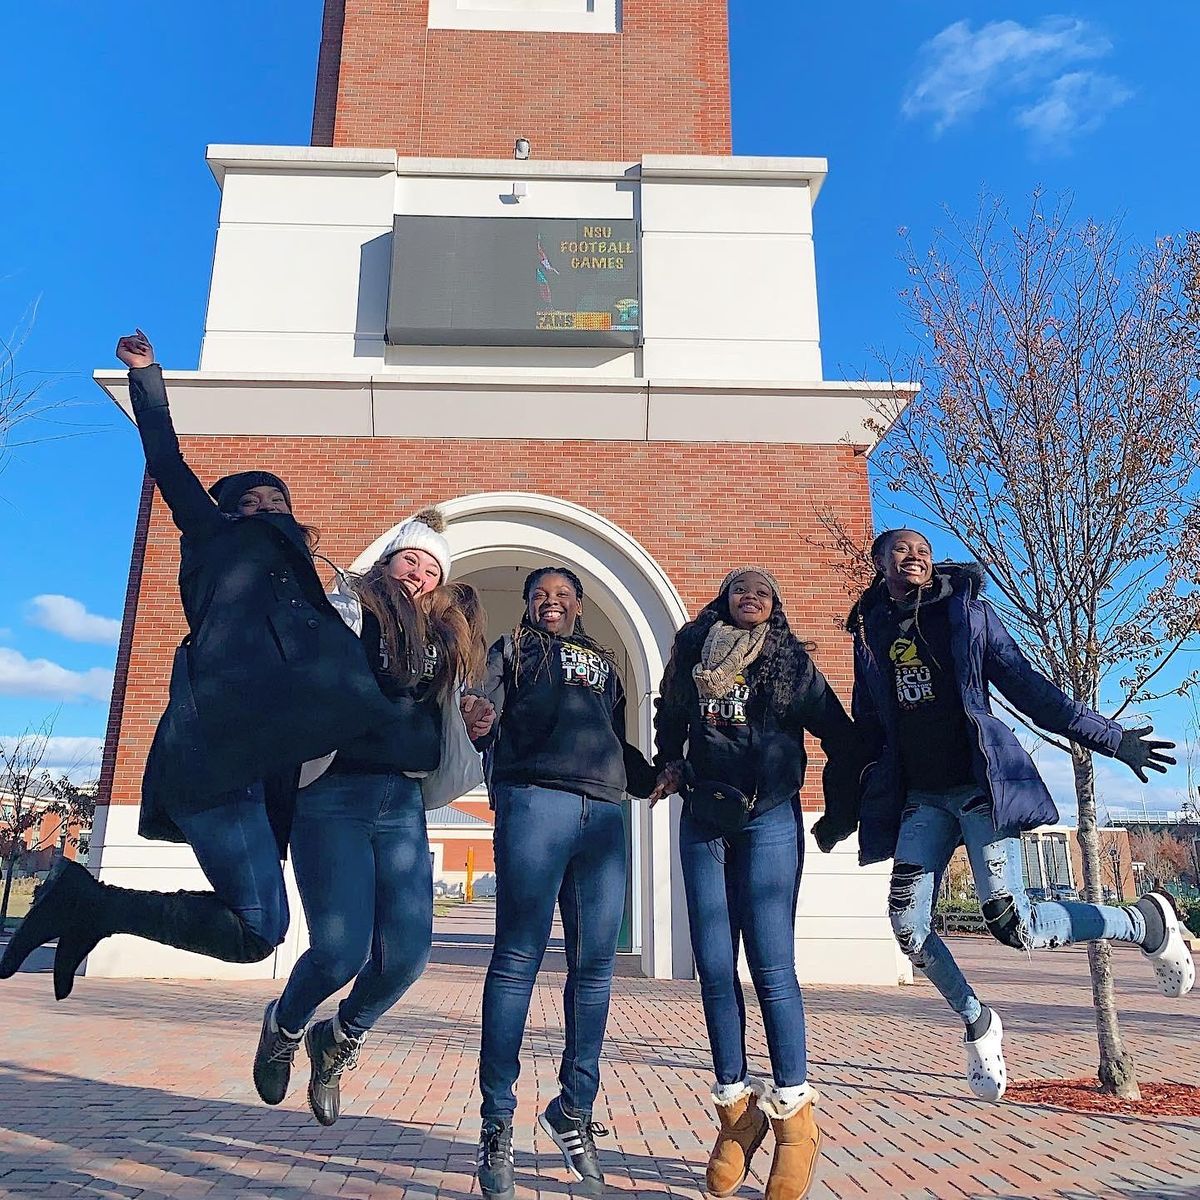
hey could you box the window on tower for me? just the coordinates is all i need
[427,0,619,34]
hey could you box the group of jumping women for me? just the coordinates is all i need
[1,332,1194,1200]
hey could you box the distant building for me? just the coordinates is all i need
[946,825,1136,905]
[0,774,91,876]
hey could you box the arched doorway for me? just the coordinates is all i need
[352,493,694,980]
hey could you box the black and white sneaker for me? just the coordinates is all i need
[538,1096,608,1196]
[252,999,302,1105]
[477,1117,516,1200]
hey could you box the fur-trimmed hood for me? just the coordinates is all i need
[846,561,986,633]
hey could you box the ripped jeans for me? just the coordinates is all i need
[888,785,1145,1025]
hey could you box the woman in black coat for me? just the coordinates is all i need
[0,330,398,1000]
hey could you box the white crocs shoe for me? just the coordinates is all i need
[1140,893,1196,998]
[964,1008,1006,1102]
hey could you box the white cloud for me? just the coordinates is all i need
[1029,741,1189,825]
[0,648,114,703]
[1016,71,1132,147]
[26,594,121,645]
[0,734,103,782]
[903,17,1127,148]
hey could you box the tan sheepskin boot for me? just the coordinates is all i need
[706,1081,770,1197]
[759,1085,821,1200]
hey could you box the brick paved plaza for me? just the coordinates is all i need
[1,903,1197,1199]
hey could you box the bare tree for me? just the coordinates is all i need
[0,718,96,929]
[0,298,57,476]
[860,193,1200,1098]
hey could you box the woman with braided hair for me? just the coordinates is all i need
[654,568,860,1200]
[840,528,1189,1104]
[471,566,668,1200]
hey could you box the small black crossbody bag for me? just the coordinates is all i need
[683,779,758,836]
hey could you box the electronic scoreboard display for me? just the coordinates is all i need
[386,216,641,347]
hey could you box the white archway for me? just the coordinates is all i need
[360,492,694,979]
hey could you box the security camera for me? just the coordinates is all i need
[514,138,531,160]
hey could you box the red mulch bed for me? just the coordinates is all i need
[1009,1078,1200,1116]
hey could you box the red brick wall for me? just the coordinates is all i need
[100,436,871,813]
[311,0,731,158]
[439,838,495,873]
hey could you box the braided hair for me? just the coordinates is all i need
[511,566,617,688]
[660,572,815,724]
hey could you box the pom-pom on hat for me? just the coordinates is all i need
[209,471,293,514]
[720,566,782,600]
[379,507,452,584]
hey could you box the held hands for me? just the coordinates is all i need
[460,694,496,741]
[648,760,684,807]
[115,328,154,369]
[1115,725,1176,783]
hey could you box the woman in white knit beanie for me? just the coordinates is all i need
[252,505,495,1127]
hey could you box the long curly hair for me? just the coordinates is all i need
[510,566,618,688]
[660,576,815,722]
[353,565,486,700]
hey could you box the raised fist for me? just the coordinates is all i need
[115,328,154,370]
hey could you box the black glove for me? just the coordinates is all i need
[813,756,861,853]
[812,811,856,854]
[1114,725,1176,783]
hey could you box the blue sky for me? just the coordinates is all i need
[1,3,1197,817]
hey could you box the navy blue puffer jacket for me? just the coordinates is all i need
[849,564,1123,866]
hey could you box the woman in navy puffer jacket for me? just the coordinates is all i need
[835,528,1193,1103]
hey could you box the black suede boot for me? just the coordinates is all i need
[0,859,97,981]
[52,884,276,1000]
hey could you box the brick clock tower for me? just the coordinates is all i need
[90,0,910,985]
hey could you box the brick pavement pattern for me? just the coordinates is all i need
[1,906,1197,1199]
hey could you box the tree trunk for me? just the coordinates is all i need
[1072,746,1141,1100]
[0,851,18,931]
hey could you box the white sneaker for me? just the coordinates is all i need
[964,1008,1006,1102]
[1140,893,1196,998]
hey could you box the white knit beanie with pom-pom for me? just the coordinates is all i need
[379,507,452,583]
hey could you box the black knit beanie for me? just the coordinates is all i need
[209,471,293,515]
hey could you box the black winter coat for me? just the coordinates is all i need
[129,365,398,854]
[654,625,861,837]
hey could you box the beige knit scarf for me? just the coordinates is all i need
[692,620,769,700]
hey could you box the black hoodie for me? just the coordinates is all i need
[332,610,443,775]
[475,629,657,804]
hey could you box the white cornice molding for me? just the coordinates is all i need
[94,369,914,451]
[94,369,911,395]
[206,145,398,187]
[204,145,829,198]
[640,155,828,199]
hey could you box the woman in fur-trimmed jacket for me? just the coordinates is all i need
[841,527,1191,1104]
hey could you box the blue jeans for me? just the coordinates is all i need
[480,784,627,1120]
[889,785,1146,1024]
[276,772,433,1039]
[679,796,808,1089]
[167,782,289,947]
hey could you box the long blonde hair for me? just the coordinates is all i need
[353,566,487,701]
